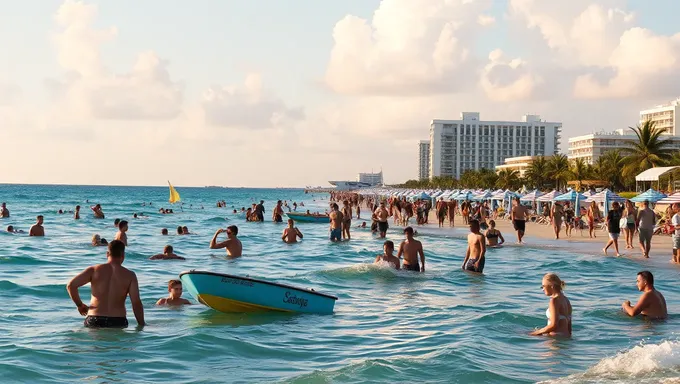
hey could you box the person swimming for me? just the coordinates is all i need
[91,234,108,246]
[530,273,572,337]
[374,240,400,270]
[156,280,191,305]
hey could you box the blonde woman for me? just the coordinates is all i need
[530,273,572,337]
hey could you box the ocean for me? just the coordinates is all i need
[0,184,678,383]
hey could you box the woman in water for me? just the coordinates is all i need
[485,220,504,247]
[91,234,108,246]
[530,273,572,337]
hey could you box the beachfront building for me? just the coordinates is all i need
[418,140,430,180]
[568,129,680,164]
[358,171,383,186]
[429,113,561,179]
[640,97,680,135]
[494,156,543,177]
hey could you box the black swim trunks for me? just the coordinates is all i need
[513,219,526,232]
[465,257,485,273]
[378,221,388,233]
[275,214,283,223]
[84,315,129,328]
[403,262,421,272]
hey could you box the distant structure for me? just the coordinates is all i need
[418,140,430,180]
[428,112,561,179]
[329,170,383,191]
[640,97,680,135]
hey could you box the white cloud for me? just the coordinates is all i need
[480,49,541,101]
[324,0,492,95]
[477,14,496,26]
[201,73,304,129]
[48,0,183,121]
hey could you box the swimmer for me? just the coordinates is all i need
[74,205,80,220]
[161,228,168,235]
[209,225,242,257]
[6,225,24,233]
[29,215,45,237]
[530,273,572,336]
[462,219,485,273]
[176,226,183,235]
[622,271,667,319]
[397,226,425,272]
[485,220,505,247]
[182,226,190,235]
[156,280,191,305]
[58,209,64,214]
[149,245,185,260]
[282,219,303,243]
[91,234,108,246]
[66,240,145,328]
[114,218,121,228]
[133,213,138,219]
[114,220,128,246]
[0,202,9,218]
[374,240,400,270]
[91,204,105,219]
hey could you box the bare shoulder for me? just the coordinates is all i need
[156,298,167,305]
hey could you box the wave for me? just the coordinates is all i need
[0,280,67,298]
[313,263,408,280]
[0,256,50,266]
[544,340,680,384]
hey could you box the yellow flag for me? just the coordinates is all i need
[168,181,181,204]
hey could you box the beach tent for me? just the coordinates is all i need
[455,190,475,201]
[536,190,560,202]
[554,190,588,202]
[655,192,680,205]
[520,190,544,202]
[412,191,431,201]
[585,189,626,216]
[473,191,493,201]
[630,188,667,203]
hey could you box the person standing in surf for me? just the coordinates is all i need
[342,200,352,240]
[255,200,265,222]
[282,219,303,243]
[74,205,81,220]
[156,280,191,306]
[511,197,528,243]
[209,225,243,257]
[530,273,572,337]
[397,226,425,272]
[374,240,400,270]
[462,219,486,273]
[114,220,128,246]
[29,215,45,237]
[91,204,105,219]
[0,202,9,218]
[273,200,284,223]
[374,202,389,238]
[622,271,667,319]
[329,203,343,242]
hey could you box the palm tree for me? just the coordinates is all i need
[620,120,675,177]
[598,150,627,191]
[496,169,520,190]
[525,156,548,190]
[547,154,570,190]
[569,158,591,191]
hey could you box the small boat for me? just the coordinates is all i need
[179,270,338,314]
[286,212,329,223]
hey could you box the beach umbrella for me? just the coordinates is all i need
[630,188,667,203]
[536,190,560,202]
[604,190,610,217]
[553,190,587,202]
[456,190,475,201]
[473,191,493,201]
[574,190,581,217]
[413,191,431,200]
[585,189,626,205]
[655,192,680,205]
[520,189,544,202]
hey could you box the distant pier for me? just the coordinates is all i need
[304,187,335,194]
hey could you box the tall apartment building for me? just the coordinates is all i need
[358,171,383,186]
[418,140,430,180]
[429,112,561,179]
[640,98,680,135]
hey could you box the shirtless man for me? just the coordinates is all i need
[114,220,128,246]
[374,240,400,270]
[342,200,352,240]
[397,226,425,272]
[209,225,243,257]
[374,202,390,238]
[273,200,284,223]
[329,203,343,242]
[149,245,185,260]
[447,200,456,227]
[74,205,81,220]
[511,198,528,243]
[29,215,45,237]
[1,202,10,218]
[622,271,667,319]
[66,240,145,328]
[462,219,486,273]
[156,280,191,306]
[282,219,303,243]
[91,204,105,219]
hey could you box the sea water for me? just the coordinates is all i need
[0,184,679,383]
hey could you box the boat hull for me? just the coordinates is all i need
[285,213,329,223]
[179,271,337,314]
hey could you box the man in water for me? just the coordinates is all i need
[29,215,45,237]
[66,240,145,328]
[510,198,527,243]
[6,225,24,233]
[397,226,425,272]
[156,280,191,305]
[74,205,81,220]
[374,202,390,238]
[672,203,680,263]
[282,219,303,243]
[0,202,9,218]
[637,200,656,258]
[209,225,243,257]
[149,245,185,260]
[273,200,284,223]
[462,219,486,273]
[622,270,667,319]
[161,228,169,235]
[114,220,128,246]
[374,240,400,270]
[342,200,352,240]
[255,200,265,222]
[114,218,121,228]
[91,204,105,219]
[329,203,343,242]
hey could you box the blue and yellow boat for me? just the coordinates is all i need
[285,212,330,223]
[179,270,338,314]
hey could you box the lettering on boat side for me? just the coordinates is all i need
[220,277,254,287]
[283,291,308,308]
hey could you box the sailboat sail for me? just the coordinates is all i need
[168,181,181,204]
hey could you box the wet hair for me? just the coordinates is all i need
[403,226,414,235]
[543,273,566,291]
[7,225,14,232]
[133,213,138,218]
[161,228,168,235]
[37,215,43,220]
[114,218,121,226]
[177,226,183,234]
[383,240,394,250]
[168,279,182,290]
[164,245,173,254]
[227,225,238,235]
[638,270,654,286]
[489,220,496,227]
[108,240,125,258]
[92,234,101,244]
[76,205,80,210]
[119,220,128,229]
[469,219,480,231]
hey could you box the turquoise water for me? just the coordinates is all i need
[1,184,679,383]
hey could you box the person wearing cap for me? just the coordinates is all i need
[636,200,656,258]
[397,226,425,272]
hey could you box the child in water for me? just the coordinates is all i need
[156,280,191,306]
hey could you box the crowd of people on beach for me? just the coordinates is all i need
[0,193,674,335]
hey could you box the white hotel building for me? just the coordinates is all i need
[418,140,430,180]
[428,112,562,179]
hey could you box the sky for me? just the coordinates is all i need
[1,0,680,187]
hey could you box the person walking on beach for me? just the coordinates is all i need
[282,219,303,243]
[462,219,486,273]
[209,225,242,257]
[511,198,527,244]
[0,202,9,218]
[530,273,572,337]
[255,200,265,222]
[672,203,680,264]
[603,201,622,256]
[637,200,655,258]
[447,199,457,227]
[436,198,447,228]
[397,226,424,272]
[374,240,400,270]
[29,215,45,237]
[622,271,667,319]
[375,202,390,238]
[149,245,185,260]
[623,200,638,250]
[91,204,105,219]
[342,200,352,240]
[329,203,343,242]
[66,240,145,328]
[551,202,563,240]
[587,201,600,238]
[273,200,284,223]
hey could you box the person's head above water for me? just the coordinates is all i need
[118,220,128,232]
[36,215,44,224]
[161,228,168,235]
[383,240,394,254]
[7,225,14,232]
[168,279,183,298]
[182,226,189,234]
[92,234,101,245]
[107,240,125,261]
[636,270,654,291]
[403,226,414,238]
[226,225,238,237]
[542,273,565,295]
[469,219,480,233]
[287,219,294,226]
[114,218,120,227]
[177,226,183,234]
[164,245,174,254]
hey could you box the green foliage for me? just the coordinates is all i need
[620,120,675,177]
